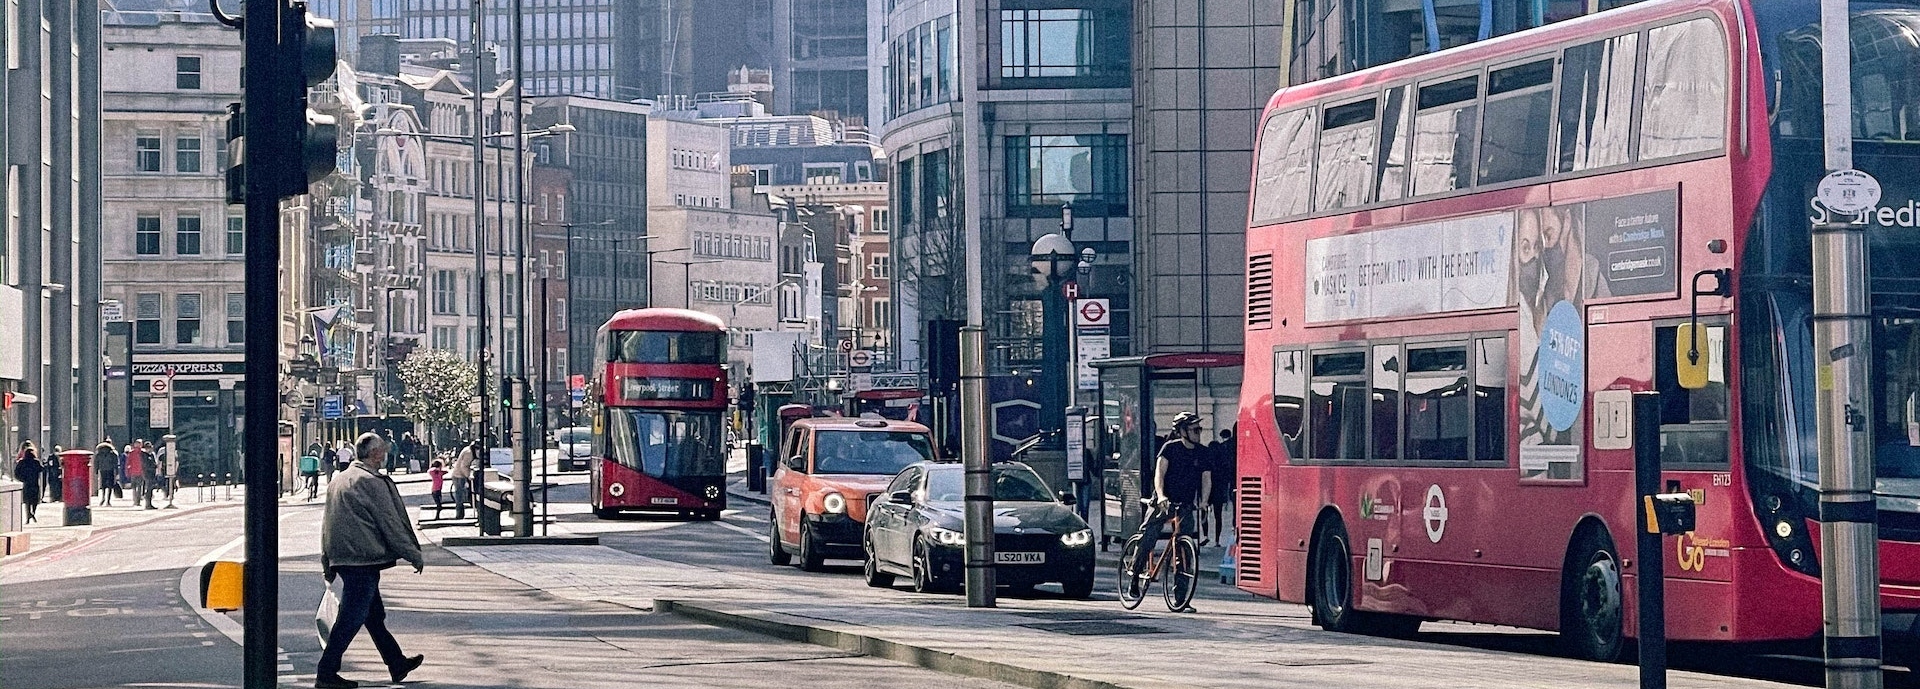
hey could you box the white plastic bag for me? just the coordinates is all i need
[314,576,345,647]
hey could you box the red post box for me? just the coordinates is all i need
[59,449,91,526]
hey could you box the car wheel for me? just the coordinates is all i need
[863,535,895,588]
[1062,575,1095,600]
[911,537,940,594]
[1560,528,1624,662]
[769,511,793,566]
[798,521,826,572]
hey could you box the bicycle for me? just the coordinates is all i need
[1117,500,1200,612]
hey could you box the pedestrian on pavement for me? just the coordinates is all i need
[94,440,119,507]
[427,459,446,518]
[119,443,133,495]
[381,430,397,473]
[334,441,353,473]
[14,442,42,523]
[1206,428,1237,546]
[399,433,419,474]
[42,448,63,504]
[316,432,425,689]
[449,441,475,521]
[130,440,156,509]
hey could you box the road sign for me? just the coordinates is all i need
[1076,334,1111,391]
[1062,281,1080,300]
[149,377,170,395]
[850,372,873,391]
[320,395,345,420]
[568,374,585,391]
[149,396,172,427]
[1074,298,1111,328]
[165,365,178,380]
[570,388,586,404]
[1818,169,1882,214]
[849,350,874,368]
[839,339,854,352]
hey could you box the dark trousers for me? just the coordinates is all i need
[317,566,406,678]
[1126,502,1196,575]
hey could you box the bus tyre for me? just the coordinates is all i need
[863,536,895,588]
[1309,521,1365,633]
[1560,528,1625,662]
[769,513,793,566]
[593,507,616,520]
[798,521,826,572]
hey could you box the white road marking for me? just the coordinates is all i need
[713,520,771,543]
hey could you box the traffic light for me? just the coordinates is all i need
[242,0,338,202]
[501,378,514,409]
[223,102,243,204]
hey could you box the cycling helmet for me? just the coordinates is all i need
[1171,411,1202,430]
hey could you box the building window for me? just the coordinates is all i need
[870,299,892,330]
[176,293,202,345]
[552,298,568,331]
[135,292,162,344]
[136,132,162,172]
[871,209,889,235]
[432,269,457,314]
[136,214,162,255]
[869,255,891,279]
[176,136,202,173]
[1005,134,1128,216]
[226,292,245,344]
[1000,10,1094,78]
[805,164,843,185]
[176,55,202,90]
[176,214,202,255]
[225,216,244,254]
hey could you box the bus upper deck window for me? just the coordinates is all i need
[1478,60,1555,185]
[1316,98,1380,212]
[1558,33,1640,172]
[1639,18,1726,160]
[1252,108,1317,221]
[1411,75,1481,197]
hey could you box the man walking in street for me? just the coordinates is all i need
[93,440,119,507]
[316,432,425,689]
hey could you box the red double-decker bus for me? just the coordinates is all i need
[589,308,729,520]
[1236,0,1920,662]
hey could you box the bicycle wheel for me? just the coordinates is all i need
[1163,536,1200,612]
[1117,535,1149,610]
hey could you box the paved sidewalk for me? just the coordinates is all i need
[6,484,249,561]
[429,532,1792,689]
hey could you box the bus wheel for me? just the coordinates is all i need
[798,521,827,572]
[1560,528,1625,662]
[769,513,793,566]
[593,507,617,520]
[1309,520,1365,633]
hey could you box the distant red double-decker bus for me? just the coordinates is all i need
[1236,0,1920,662]
[589,308,729,520]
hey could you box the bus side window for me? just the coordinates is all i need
[1310,350,1369,461]
[1316,97,1380,212]
[1404,343,1471,461]
[1474,337,1509,464]
[1376,85,1413,202]
[1371,343,1402,461]
[1654,324,1730,467]
[1639,18,1727,160]
[1251,108,1318,221]
[1557,33,1640,173]
[1410,74,1481,197]
[1273,349,1306,459]
[1477,59,1555,185]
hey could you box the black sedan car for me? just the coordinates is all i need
[862,461,1096,598]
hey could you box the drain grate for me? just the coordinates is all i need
[1263,658,1371,667]
[1018,621,1168,636]
[1011,610,1150,622]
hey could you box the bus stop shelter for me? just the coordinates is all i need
[1089,352,1242,546]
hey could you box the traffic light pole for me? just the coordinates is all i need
[469,0,493,470]
[511,0,533,538]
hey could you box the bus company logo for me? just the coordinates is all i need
[1676,533,1730,573]
[1423,485,1449,543]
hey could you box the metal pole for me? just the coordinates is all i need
[470,0,491,453]
[511,0,532,538]
[959,325,995,606]
[539,270,550,535]
[239,2,284,683]
[954,0,993,609]
[1816,2,1883,687]
[1633,391,1666,689]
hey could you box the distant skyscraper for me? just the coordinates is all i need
[774,0,867,120]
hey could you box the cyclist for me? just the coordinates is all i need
[1124,411,1211,611]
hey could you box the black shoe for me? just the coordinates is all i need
[390,654,424,683]
[314,675,359,689]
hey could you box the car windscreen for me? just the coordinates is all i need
[556,427,591,444]
[811,430,933,475]
[925,466,1055,503]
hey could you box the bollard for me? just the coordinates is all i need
[197,474,206,502]
[224,474,234,501]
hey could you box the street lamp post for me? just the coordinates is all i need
[1029,231,1077,490]
[661,259,723,309]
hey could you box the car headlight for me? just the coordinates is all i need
[1060,529,1093,548]
[822,492,847,514]
[927,526,965,546]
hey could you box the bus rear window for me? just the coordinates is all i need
[609,330,723,364]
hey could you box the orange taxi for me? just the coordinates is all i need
[769,414,937,571]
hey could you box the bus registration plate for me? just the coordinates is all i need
[995,552,1045,564]
[651,497,679,505]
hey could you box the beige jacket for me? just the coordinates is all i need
[320,460,423,574]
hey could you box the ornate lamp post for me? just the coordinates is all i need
[1028,230,1077,489]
